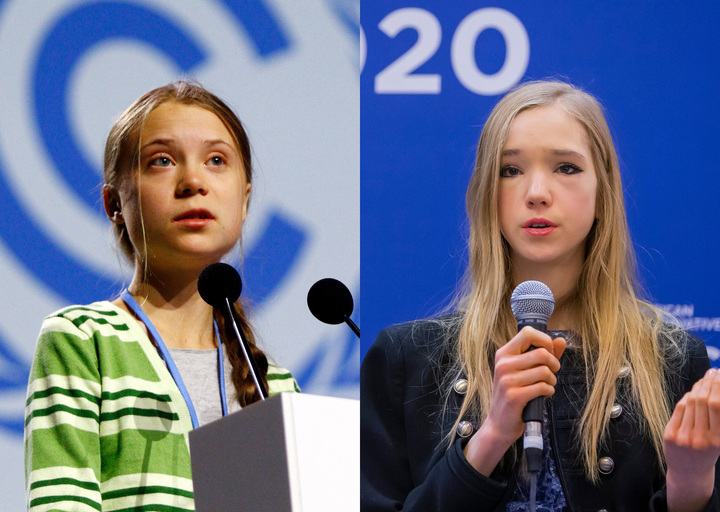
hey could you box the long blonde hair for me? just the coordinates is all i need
[449,80,684,482]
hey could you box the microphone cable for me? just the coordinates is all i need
[529,473,537,512]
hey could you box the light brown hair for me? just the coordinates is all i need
[104,80,268,406]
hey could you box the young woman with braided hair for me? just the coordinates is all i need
[25,81,298,511]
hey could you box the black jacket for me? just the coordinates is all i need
[361,316,720,511]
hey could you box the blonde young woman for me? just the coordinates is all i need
[361,81,720,511]
[25,81,298,511]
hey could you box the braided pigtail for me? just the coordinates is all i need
[213,301,269,406]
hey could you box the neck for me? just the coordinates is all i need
[512,256,583,331]
[121,264,216,350]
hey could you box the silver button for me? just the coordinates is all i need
[453,379,468,395]
[457,421,474,438]
[598,457,614,474]
[610,404,622,419]
[618,366,631,378]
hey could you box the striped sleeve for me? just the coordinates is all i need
[267,365,301,394]
[25,315,102,511]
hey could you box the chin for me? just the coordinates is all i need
[516,246,584,268]
[161,246,233,269]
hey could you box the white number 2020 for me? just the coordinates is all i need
[373,7,530,95]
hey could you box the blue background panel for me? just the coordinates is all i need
[361,1,720,362]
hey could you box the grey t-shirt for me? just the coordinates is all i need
[168,347,242,426]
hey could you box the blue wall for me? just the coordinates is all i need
[361,1,720,364]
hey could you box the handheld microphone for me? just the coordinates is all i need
[510,281,555,479]
[198,263,268,400]
[307,278,359,338]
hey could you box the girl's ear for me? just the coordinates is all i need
[241,182,251,224]
[103,185,124,225]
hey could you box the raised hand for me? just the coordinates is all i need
[664,367,720,512]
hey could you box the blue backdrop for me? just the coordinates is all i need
[360,1,720,365]
[0,1,358,507]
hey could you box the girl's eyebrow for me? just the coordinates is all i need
[203,139,234,149]
[141,138,174,150]
[501,148,586,158]
[549,149,585,158]
[140,138,234,150]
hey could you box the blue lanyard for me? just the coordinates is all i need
[121,289,228,429]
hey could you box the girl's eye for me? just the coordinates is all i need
[558,163,583,175]
[208,156,225,166]
[500,166,521,178]
[150,157,172,167]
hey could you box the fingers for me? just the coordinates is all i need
[678,384,697,443]
[486,329,564,448]
[494,350,559,409]
[500,364,558,389]
[512,381,557,401]
[709,370,720,440]
[497,328,565,379]
[496,344,561,374]
[491,327,565,419]
[692,370,715,436]
[552,337,567,360]
[512,326,555,354]
[694,369,720,450]
[671,369,720,450]
[665,394,687,439]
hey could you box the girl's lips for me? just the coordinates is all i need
[522,218,556,236]
[523,226,556,236]
[173,209,215,227]
[522,218,556,228]
[175,218,214,228]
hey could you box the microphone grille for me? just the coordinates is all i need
[510,280,555,321]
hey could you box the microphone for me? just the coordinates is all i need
[307,278,360,338]
[198,263,268,400]
[510,281,555,490]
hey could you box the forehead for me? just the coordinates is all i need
[503,104,590,156]
[142,101,235,145]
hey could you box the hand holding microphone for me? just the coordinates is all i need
[464,282,565,482]
[464,327,565,473]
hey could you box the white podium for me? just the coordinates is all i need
[189,393,359,511]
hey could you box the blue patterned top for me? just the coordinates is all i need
[504,402,569,511]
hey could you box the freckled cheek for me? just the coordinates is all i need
[220,200,246,234]
[139,194,169,227]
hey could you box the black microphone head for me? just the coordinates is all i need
[307,278,354,325]
[198,263,242,308]
[510,280,555,323]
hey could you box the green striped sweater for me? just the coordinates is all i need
[24,302,298,511]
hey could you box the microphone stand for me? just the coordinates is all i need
[344,315,360,338]
[224,297,268,401]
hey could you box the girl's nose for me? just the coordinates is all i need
[176,165,208,196]
[525,172,552,208]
